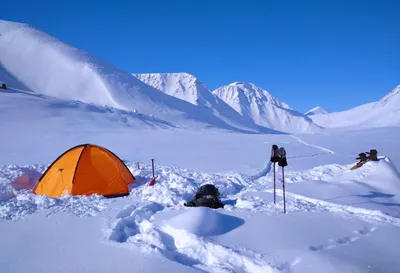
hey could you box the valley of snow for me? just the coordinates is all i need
[1,18,400,273]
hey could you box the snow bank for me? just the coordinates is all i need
[359,156,400,194]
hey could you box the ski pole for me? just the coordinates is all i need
[278,147,288,214]
[273,162,276,204]
[282,166,286,214]
[270,144,279,204]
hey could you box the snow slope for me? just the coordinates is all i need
[310,85,400,129]
[133,73,277,133]
[305,106,329,116]
[0,20,259,132]
[0,87,175,132]
[213,82,321,133]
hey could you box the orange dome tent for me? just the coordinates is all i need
[33,144,135,198]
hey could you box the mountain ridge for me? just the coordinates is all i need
[132,72,282,133]
[212,82,321,133]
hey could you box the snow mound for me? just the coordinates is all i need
[358,157,400,195]
[310,85,400,128]
[164,207,244,236]
[213,82,321,133]
[305,106,329,116]
[0,20,249,131]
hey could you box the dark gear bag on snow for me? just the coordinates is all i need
[366,149,378,161]
[184,184,225,209]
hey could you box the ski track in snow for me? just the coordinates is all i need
[291,135,335,155]
[271,190,400,227]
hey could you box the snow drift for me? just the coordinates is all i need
[213,82,321,133]
[310,85,400,129]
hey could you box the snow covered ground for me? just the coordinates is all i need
[1,125,400,273]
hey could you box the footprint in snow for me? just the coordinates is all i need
[108,202,165,243]
[308,226,376,252]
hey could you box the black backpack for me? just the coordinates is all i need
[195,184,220,200]
[184,184,224,209]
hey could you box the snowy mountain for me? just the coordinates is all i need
[213,82,321,133]
[133,73,278,133]
[132,72,214,107]
[310,85,400,129]
[305,106,329,116]
[0,20,261,133]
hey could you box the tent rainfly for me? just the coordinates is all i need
[33,144,135,198]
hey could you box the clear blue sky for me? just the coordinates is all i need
[3,0,399,112]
